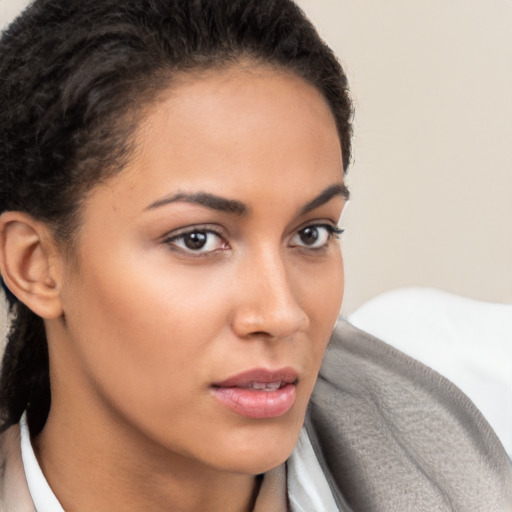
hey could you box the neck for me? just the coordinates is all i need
[34,399,259,512]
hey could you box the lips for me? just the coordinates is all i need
[211,368,298,419]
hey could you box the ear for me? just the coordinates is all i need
[0,211,63,319]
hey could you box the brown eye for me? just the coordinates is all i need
[290,224,343,249]
[183,232,208,250]
[299,226,320,246]
[165,229,227,254]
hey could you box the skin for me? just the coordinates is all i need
[32,65,347,511]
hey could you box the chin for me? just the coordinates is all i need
[208,419,303,475]
[217,446,294,476]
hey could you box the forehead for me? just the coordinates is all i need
[86,65,343,220]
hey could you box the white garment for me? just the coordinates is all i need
[20,414,338,512]
[287,429,340,512]
[349,287,512,458]
[20,414,65,512]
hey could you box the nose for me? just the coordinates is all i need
[230,248,310,340]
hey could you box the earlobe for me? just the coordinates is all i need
[0,211,63,319]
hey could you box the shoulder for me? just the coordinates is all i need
[306,320,512,511]
[0,423,35,512]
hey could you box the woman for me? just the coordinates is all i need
[0,1,510,511]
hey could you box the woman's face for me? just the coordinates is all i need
[50,65,347,475]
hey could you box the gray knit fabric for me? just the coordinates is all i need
[306,320,512,512]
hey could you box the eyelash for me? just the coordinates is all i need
[162,226,228,255]
[163,223,344,256]
[290,224,344,250]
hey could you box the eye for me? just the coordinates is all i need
[164,228,228,254]
[290,224,344,249]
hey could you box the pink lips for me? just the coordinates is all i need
[211,368,298,419]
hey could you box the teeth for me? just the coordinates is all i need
[250,381,281,391]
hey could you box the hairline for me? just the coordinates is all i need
[54,56,346,258]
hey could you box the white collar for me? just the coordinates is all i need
[20,415,337,512]
[287,428,340,512]
[20,413,65,512]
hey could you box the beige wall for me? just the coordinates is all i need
[1,1,511,330]
[0,0,30,25]
[296,0,512,313]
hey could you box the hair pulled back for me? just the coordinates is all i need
[0,0,353,434]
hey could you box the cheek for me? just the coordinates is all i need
[60,250,233,408]
[113,271,223,340]
[301,250,344,332]
[293,250,344,376]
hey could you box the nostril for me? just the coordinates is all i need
[250,331,271,337]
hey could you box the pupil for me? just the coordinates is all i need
[184,232,207,249]
[300,227,318,245]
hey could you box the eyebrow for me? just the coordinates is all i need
[299,183,350,215]
[146,192,248,215]
[145,182,349,216]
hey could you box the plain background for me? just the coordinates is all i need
[295,0,512,314]
[1,0,511,342]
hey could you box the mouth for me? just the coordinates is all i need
[211,368,299,419]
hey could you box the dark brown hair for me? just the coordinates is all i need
[0,0,353,434]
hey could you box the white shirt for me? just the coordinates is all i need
[20,414,64,512]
